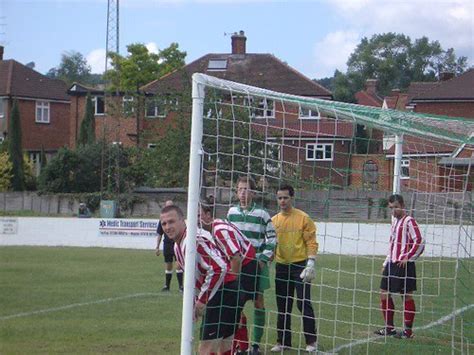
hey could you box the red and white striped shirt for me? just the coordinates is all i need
[383,215,425,266]
[174,228,236,304]
[212,219,256,266]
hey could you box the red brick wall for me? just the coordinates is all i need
[14,98,70,151]
[350,154,391,190]
[414,102,474,119]
[70,95,138,148]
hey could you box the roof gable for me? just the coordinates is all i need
[0,59,69,101]
[142,53,332,98]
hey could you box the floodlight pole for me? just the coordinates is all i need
[180,74,205,355]
[392,134,403,194]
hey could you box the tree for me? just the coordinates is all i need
[329,33,468,101]
[46,51,92,85]
[0,152,12,191]
[105,42,186,92]
[78,93,96,146]
[104,42,187,145]
[8,100,25,191]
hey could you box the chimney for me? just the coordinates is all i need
[231,30,246,55]
[0,46,3,60]
[365,79,378,94]
[439,72,455,81]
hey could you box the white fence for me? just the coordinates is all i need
[1,217,468,258]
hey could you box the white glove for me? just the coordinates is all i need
[300,258,316,283]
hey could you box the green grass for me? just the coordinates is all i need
[0,247,472,354]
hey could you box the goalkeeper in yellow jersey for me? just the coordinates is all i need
[270,184,318,353]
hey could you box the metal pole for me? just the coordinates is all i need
[180,74,204,355]
[392,134,403,194]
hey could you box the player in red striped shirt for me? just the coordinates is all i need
[160,204,240,355]
[374,194,425,339]
[199,201,260,355]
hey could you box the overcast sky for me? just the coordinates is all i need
[1,0,473,79]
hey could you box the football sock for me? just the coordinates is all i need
[404,299,416,334]
[165,270,172,288]
[176,270,184,288]
[253,308,266,344]
[381,297,395,329]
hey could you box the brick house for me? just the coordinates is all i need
[141,32,367,188]
[354,73,473,192]
[0,46,70,174]
[67,83,140,148]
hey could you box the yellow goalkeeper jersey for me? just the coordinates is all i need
[272,207,318,264]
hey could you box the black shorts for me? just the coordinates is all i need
[380,262,417,294]
[163,243,175,263]
[200,280,241,340]
[239,259,260,305]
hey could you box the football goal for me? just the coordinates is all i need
[181,73,473,354]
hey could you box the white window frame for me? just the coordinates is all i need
[400,159,410,179]
[256,98,275,118]
[244,97,275,118]
[122,95,134,115]
[299,105,320,119]
[0,98,5,119]
[35,101,50,123]
[145,97,166,118]
[306,143,334,161]
[92,96,105,116]
[147,143,157,149]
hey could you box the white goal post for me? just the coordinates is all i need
[182,73,473,354]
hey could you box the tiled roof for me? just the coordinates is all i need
[355,90,383,107]
[67,82,106,95]
[142,53,332,98]
[412,69,474,101]
[406,82,439,101]
[0,59,69,101]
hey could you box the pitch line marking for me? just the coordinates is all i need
[0,292,162,321]
[329,304,474,354]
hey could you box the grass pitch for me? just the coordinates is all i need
[1,246,472,354]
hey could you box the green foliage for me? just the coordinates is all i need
[40,146,47,169]
[23,153,37,191]
[330,32,469,101]
[8,100,25,191]
[0,151,12,191]
[38,145,102,193]
[78,93,96,146]
[105,42,186,93]
[46,51,92,85]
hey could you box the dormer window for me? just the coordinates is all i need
[207,59,227,71]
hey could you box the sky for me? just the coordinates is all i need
[1,0,473,80]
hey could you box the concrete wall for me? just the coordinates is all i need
[1,217,470,259]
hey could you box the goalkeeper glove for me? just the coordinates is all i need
[300,258,316,283]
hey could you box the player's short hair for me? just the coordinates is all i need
[236,175,257,191]
[200,196,215,216]
[388,194,405,206]
[161,205,184,218]
[278,184,295,197]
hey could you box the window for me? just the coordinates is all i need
[145,97,166,118]
[244,97,275,118]
[207,59,227,71]
[93,96,105,115]
[256,98,275,118]
[0,98,5,119]
[299,106,320,119]
[147,143,157,149]
[36,101,50,123]
[400,159,410,179]
[122,95,134,115]
[306,143,333,161]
